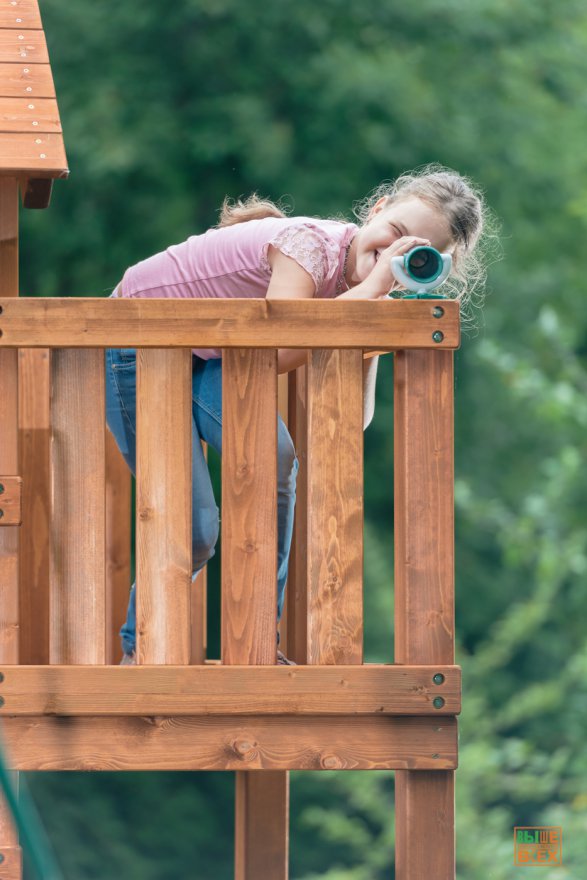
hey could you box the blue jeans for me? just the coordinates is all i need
[105,348,299,654]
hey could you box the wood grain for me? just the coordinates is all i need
[223,349,284,878]
[0,298,460,349]
[0,664,461,715]
[0,97,60,132]
[105,428,131,665]
[0,29,48,63]
[17,348,50,664]
[0,176,19,861]
[0,477,20,525]
[0,1,42,30]
[0,132,67,174]
[0,62,55,98]
[307,350,364,663]
[394,350,456,880]
[0,715,457,771]
[221,349,278,665]
[49,349,106,665]
[136,349,192,665]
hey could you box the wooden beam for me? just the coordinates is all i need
[17,348,50,665]
[49,349,106,665]
[0,664,461,716]
[307,350,364,663]
[0,715,457,771]
[136,349,192,665]
[394,350,456,880]
[222,349,278,665]
[0,298,460,350]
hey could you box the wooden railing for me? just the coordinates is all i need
[0,296,460,879]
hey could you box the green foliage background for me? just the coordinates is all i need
[16,0,587,877]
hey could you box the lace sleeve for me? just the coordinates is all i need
[260,223,341,293]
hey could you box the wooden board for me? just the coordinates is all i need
[0,715,458,771]
[17,349,50,665]
[136,349,192,665]
[0,298,460,349]
[0,96,60,131]
[0,174,19,865]
[0,62,55,97]
[222,349,278,665]
[394,349,456,880]
[0,28,48,63]
[0,2,42,30]
[0,664,461,715]
[0,475,20,525]
[307,350,364,663]
[0,131,67,175]
[49,349,106,665]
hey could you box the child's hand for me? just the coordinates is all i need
[363,236,431,299]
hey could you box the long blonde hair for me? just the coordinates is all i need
[216,193,288,227]
[217,167,499,332]
[353,164,500,332]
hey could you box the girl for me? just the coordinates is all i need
[106,163,489,665]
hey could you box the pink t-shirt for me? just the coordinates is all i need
[110,216,359,359]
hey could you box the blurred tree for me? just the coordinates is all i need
[20,0,587,877]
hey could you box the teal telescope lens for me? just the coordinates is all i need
[405,246,442,283]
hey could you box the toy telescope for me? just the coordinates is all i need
[390,245,451,296]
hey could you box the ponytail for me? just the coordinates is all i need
[216,192,288,227]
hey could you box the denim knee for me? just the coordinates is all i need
[193,505,220,569]
[277,425,299,494]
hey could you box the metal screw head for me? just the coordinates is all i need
[432,306,444,318]
[0,672,4,682]
[433,696,445,709]
[432,330,444,343]
[0,853,4,864]
[0,697,4,707]
[0,483,4,494]
[0,511,4,520]
[433,673,445,685]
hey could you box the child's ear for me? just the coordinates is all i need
[368,197,389,221]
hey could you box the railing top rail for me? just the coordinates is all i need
[0,297,459,349]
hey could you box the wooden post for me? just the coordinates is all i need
[393,349,455,880]
[136,349,192,665]
[306,349,364,664]
[50,350,106,665]
[222,349,288,880]
[0,177,21,877]
[221,349,278,665]
[18,349,51,666]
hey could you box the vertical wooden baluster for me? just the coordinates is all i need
[18,349,51,666]
[136,349,192,665]
[221,348,277,664]
[286,362,309,661]
[50,349,106,665]
[190,440,208,666]
[394,349,455,880]
[105,427,131,664]
[306,349,364,664]
[223,348,287,880]
[276,372,290,653]
[0,177,21,877]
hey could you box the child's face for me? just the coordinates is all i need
[350,196,454,286]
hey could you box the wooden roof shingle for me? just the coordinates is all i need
[0,0,68,208]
